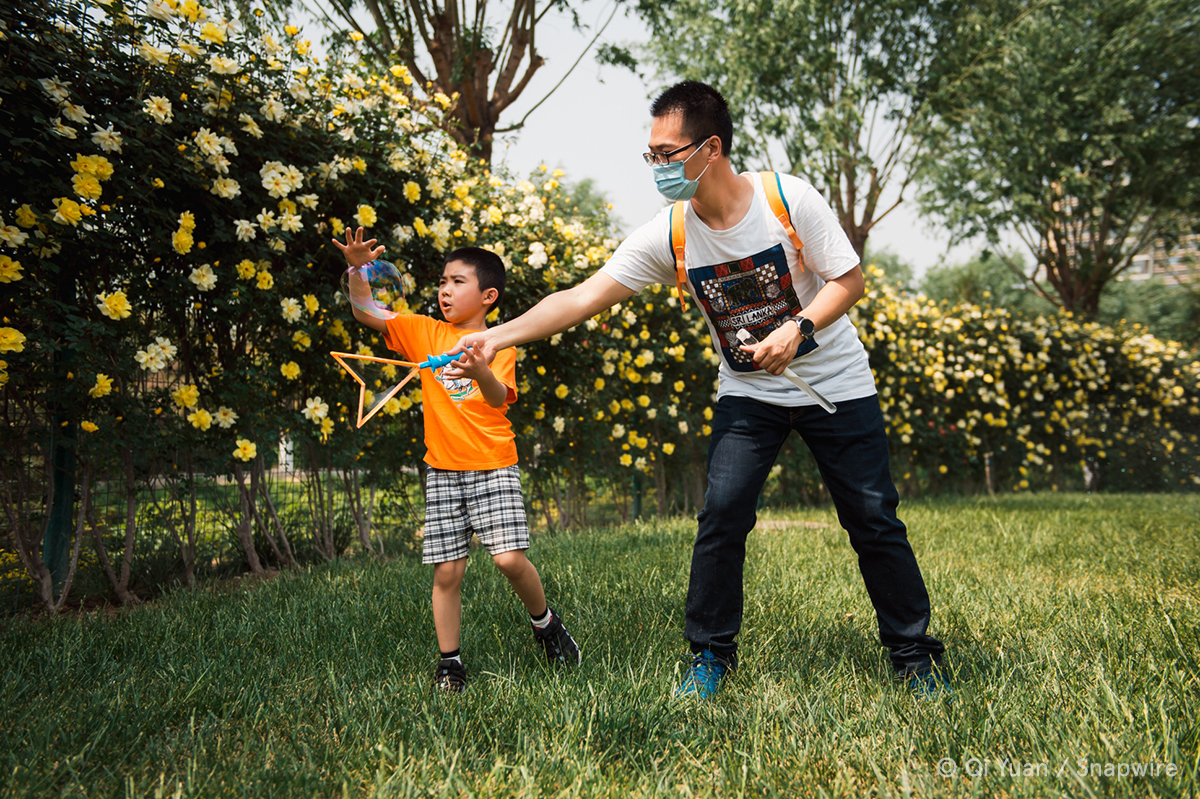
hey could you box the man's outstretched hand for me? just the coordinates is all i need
[449,330,500,366]
[331,226,384,267]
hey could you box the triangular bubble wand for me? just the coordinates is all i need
[330,350,470,428]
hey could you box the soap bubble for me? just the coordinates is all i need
[341,260,405,320]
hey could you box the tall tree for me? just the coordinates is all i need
[305,0,621,161]
[920,0,1200,317]
[631,0,969,259]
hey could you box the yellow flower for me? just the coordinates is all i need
[594,378,605,391]
[404,181,421,203]
[95,291,132,320]
[172,229,194,254]
[662,442,675,455]
[187,408,213,430]
[320,416,334,441]
[53,197,83,226]
[355,204,376,227]
[72,173,102,200]
[413,218,428,237]
[256,270,274,289]
[80,421,98,432]
[938,465,948,474]
[89,374,113,398]
[15,205,37,227]
[555,384,569,399]
[70,154,113,180]
[178,210,196,232]
[172,384,200,409]
[199,22,226,44]
[281,361,300,380]
[292,331,311,350]
[284,24,299,35]
[0,255,22,283]
[233,439,257,462]
[1,327,27,353]
[703,407,713,420]
[303,294,319,315]
[619,454,632,466]
[637,395,650,407]
[236,259,257,279]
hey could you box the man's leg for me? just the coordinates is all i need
[794,396,945,675]
[685,395,792,665]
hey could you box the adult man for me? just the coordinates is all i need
[455,81,947,698]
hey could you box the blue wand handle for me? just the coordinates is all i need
[419,351,467,370]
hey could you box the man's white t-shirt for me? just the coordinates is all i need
[600,172,878,407]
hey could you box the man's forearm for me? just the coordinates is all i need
[488,273,635,350]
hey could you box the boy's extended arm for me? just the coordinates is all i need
[452,272,637,364]
[332,226,388,334]
[444,346,509,408]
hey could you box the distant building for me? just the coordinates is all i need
[1123,234,1199,285]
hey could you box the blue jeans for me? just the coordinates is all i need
[686,394,945,675]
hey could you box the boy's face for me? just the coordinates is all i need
[438,260,496,324]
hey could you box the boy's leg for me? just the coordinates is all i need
[792,396,946,676]
[467,466,580,666]
[492,549,547,617]
[431,558,468,653]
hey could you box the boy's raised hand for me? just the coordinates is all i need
[331,226,385,267]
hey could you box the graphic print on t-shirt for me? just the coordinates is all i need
[435,366,479,403]
[690,243,818,373]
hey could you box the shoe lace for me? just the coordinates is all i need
[687,653,721,687]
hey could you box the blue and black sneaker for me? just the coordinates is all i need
[674,650,731,699]
[908,667,953,700]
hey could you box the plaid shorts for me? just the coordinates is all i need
[422,465,530,564]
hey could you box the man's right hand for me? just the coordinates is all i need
[450,329,500,365]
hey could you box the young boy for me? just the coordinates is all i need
[333,227,581,692]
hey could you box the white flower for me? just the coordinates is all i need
[51,119,77,139]
[234,219,257,241]
[303,396,329,422]
[208,56,241,75]
[207,153,230,174]
[526,242,548,268]
[189,264,217,291]
[341,72,365,90]
[256,209,277,230]
[278,212,303,233]
[262,172,290,198]
[553,416,565,434]
[288,81,311,102]
[210,178,240,199]
[145,0,174,22]
[612,424,625,438]
[297,194,318,210]
[280,297,302,322]
[135,349,166,372]
[0,223,29,249]
[338,126,358,142]
[175,39,203,60]
[38,77,71,103]
[155,338,178,358]
[679,421,689,434]
[90,123,122,153]
[194,127,222,157]
[143,96,173,124]
[238,113,263,139]
[215,406,239,428]
[260,97,285,122]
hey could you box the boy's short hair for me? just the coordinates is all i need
[446,247,506,310]
[650,80,734,160]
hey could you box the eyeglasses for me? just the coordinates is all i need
[642,138,708,166]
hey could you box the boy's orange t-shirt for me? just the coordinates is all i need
[383,314,518,471]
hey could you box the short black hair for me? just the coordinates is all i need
[650,81,733,160]
[446,247,506,310]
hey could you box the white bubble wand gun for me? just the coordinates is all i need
[736,328,837,414]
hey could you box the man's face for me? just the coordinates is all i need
[648,113,711,180]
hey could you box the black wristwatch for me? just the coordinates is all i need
[792,315,815,340]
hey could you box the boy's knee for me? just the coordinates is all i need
[491,549,528,577]
[432,560,465,590]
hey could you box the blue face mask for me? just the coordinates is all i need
[652,142,711,201]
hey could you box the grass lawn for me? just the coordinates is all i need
[2,493,1197,797]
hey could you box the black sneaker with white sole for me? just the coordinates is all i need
[433,658,467,693]
[532,607,581,666]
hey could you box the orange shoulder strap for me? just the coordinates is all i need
[669,200,689,312]
[759,171,805,272]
